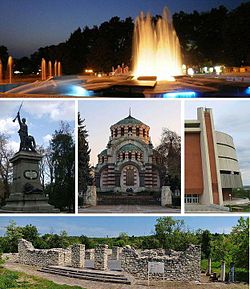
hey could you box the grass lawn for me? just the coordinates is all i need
[0,268,85,289]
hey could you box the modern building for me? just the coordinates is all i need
[95,113,163,193]
[185,107,243,206]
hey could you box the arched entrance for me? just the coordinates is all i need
[120,165,139,191]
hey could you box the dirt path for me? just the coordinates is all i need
[4,262,248,289]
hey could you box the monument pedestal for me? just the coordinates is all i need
[1,151,59,213]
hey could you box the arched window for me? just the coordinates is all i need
[121,127,124,136]
[122,152,125,160]
[135,152,138,160]
[115,129,118,137]
[102,156,104,163]
[128,126,132,133]
[128,152,132,160]
[143,129,146,137]
[136,127,140,136]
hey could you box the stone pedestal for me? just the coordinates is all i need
[84,186,97,206]
[161,186,172,206]
[1,151,59,213]
[220,261,226,282]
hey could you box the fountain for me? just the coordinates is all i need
[41,58,46,80]
[48,60,52,78]
[57,61,62,76]
[0,58,2,82]
[54,61,58,77]
[133,7,182,81]
[7,56,13,83]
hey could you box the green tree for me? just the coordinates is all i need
[201,230,212,259]
[4,221,23,252]
[230,217,249,269]
[156,128,181,191]
[78,113,92,194]
[0,133,13,205]
[155,217,185,250]
[48,122,75,212]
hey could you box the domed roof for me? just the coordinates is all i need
[99,149,107,156]
[119,143,142,152]
[114,115,144,126]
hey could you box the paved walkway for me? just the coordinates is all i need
[79,205,180,214]
[4,263,248,289]
[185,204,230,213]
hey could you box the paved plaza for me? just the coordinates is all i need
[79,205,180,214]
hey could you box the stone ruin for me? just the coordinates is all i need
[17,239,201,281]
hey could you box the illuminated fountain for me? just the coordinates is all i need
[54,61,58,77]
[7,56,13,83]
[57,61,62,76]
[41,58,46,80]
[133,7,182,81]
[48,60,52,78]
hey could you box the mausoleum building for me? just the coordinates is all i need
[95,113,162,193]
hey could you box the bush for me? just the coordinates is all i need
[235,268,249,283]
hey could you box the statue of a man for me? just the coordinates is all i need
[16,111,36,152]
[17,111,28,151]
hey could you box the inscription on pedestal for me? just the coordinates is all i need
[24,170,38,180]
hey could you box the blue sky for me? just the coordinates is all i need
[0,0,246,57]
[185,100,250,185]
[0,100,75,152]
[0,216,246,237]
[78,99,181,165]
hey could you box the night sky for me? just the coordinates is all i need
[0,0,246,58]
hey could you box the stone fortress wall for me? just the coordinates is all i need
[17,239,200,281]
[18,239,71,267]
[121,245,201,281]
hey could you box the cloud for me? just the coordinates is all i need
[0,118,19,135]
[8,140,20,152]
[22,101,75,121]
[42,134,52,145]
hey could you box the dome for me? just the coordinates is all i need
[114,115,144,126]
[119,143,142,152]
[99,149,107,156]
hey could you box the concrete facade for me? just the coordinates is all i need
[95,113,163,193]
[185,108,243,206]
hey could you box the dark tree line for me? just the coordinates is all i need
[173,3,250,67]
[1,3,248,75]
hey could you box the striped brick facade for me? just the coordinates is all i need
[95,114,162,193]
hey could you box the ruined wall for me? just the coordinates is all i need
[121,245,201,281]
[94,244,108,270]
[18,239,71,267]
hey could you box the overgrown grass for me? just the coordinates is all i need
[0,268,85,289]
[201,259,249,283]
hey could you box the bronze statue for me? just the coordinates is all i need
[13,104,37,152]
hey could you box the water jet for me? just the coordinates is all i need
[133,7,182,81]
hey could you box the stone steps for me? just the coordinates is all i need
[38,266,132,284]
[98,195,160,205]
